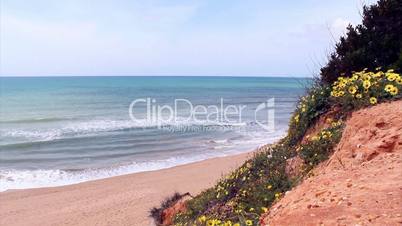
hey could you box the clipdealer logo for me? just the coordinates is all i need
[128,98,275,132]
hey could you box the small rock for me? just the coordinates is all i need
[315,190,326,197]
[337,216,346,220]
[355,213,361,218]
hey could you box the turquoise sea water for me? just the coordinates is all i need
[0,76,309,191]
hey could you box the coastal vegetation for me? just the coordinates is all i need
[320,0,402,84]
[151,0,402,225]
[168,68,400,225]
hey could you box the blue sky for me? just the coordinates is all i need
[0,0,376,77]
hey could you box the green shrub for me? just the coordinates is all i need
[299,122,344,169]
[285,83,332,146]
[320,0,402,84]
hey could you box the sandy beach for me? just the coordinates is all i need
[0,152,253,226]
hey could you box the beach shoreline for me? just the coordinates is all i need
[0,151,254,226]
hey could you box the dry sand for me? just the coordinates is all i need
[0,152,253,226]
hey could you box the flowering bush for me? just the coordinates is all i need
[286,84,331,146]
[330,69,401,110]
[299,121,343,169]
[287,69,401,148]
[174,143,293,225]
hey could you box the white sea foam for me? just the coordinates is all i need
[0,151,244,192]
[0,131,288,192]
[1,118,247,142]
[0,120,288,192]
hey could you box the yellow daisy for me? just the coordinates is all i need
[385,84,394,92]
[198,215,207,222]
[348,86,357,94]
[363,80,371,89]
[369,97,377,105]
[387,73,397,81]
[390,87,398,96]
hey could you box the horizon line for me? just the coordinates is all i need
[0,74,314,78]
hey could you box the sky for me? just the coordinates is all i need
[0,0,377,77]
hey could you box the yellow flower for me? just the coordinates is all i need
[294,114,299,123]
[348,86,357,94]
[385,84,394,92]
[275,192,281,198]
[233,223,240,226]
[363,80,371,89]
[198,215,207,222]
[356,93,362,99]
[267,184,272,190]
[373,71,384,77]
[362,74,371,81]
[390,87,398,96]
[207,220,214,226]
[396,78,402,85]
[245,220,253,226]
[387,73,397,81]
[224,220,232,226]
[369,97,377,105]
[261,207,269,213]
[249,207,255,212]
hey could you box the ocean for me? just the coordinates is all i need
[0,76,309,191]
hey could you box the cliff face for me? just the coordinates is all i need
[261,100,402,225]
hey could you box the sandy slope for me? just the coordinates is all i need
[0,152,252,226]
[261,100,402,226]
